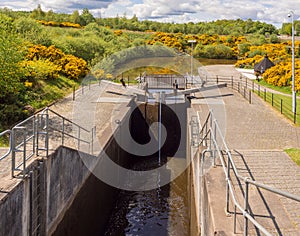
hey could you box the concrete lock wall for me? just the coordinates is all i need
[187,108,216,236]
[0,102,133,236]
[1,99,195,236]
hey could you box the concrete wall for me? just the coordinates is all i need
[0,179,25,236]
[187,108,217,236]
[187,109,201,236]
[0,102,133,236]
[0,99,193,236]
[0,147,97,236]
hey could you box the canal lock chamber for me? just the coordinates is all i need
[52,96,194,236]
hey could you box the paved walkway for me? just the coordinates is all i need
[194,65,300,235]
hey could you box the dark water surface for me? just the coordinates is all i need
[104,157,189,236]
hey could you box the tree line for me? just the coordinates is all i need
[1,5,280,35]
[0,6,298,131]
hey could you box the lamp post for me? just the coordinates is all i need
[288,11,296,114]
[188,40,197,85]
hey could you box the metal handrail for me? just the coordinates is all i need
[1,107,95,177]
[0,130,12,161]
[198,110,300,236]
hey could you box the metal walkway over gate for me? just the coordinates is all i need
[144,74,186,89]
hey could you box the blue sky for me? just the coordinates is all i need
[0,0,299,27]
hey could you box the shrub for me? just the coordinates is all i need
[25,44,89,80]
[21,59,60,81]
[60,55,88,79]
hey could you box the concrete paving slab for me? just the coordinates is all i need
[194,65,300,235]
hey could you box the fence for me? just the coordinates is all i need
[192,110,300,236]
[144,74,186,89]
[0,107,95,178]
[203,75,299,124]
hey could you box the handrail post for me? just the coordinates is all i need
[213,119,217,166]
[234,205,237,233]
[244,179,249,236]
[62,118,65,146]
[11,129,16,178]
[249,90,252,104]
[45,110,49,158]
[23,128,27,177]
[226,152,231,213]
[78,128,81,150]
[91,127,94,155]
[209,114,213,151]
[33,115,36,156]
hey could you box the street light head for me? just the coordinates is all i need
[288,11,294,18]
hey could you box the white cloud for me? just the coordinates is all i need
[1,0,300,26]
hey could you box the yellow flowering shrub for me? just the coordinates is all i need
[114,30,123,36]
[37,20,81,28]
[236,41,300,91]
[60,55,88,79]
[263,60,300,91]
[106,73,113,79]
[21,59,60,80]
[25,45,88,80]
[93,69,105,79]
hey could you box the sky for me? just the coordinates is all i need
[1,0,300,27]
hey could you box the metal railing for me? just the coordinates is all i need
[0,130,12,161]
[0,107,95,177]
[196,110,300,236]
[203,75,299,124]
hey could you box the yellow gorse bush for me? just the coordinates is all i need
[263,60,300,91]
[37,20,81,28]
[25,44,88,80]
[21,59,60,80]
[236,41,300,91]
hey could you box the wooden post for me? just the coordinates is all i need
[73,86,75,101]
[249,90,251,104]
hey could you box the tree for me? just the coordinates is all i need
[80,8,95,26]
[0,18,27,129]
[70,10,81,24]
[30,4,45,20]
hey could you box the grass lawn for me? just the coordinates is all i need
[255,79,295,95]
[285,148,300,167]
[253,90,300,125]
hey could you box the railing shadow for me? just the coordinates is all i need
[232,149,283,236]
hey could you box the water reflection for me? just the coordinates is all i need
[104,157,189,236]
